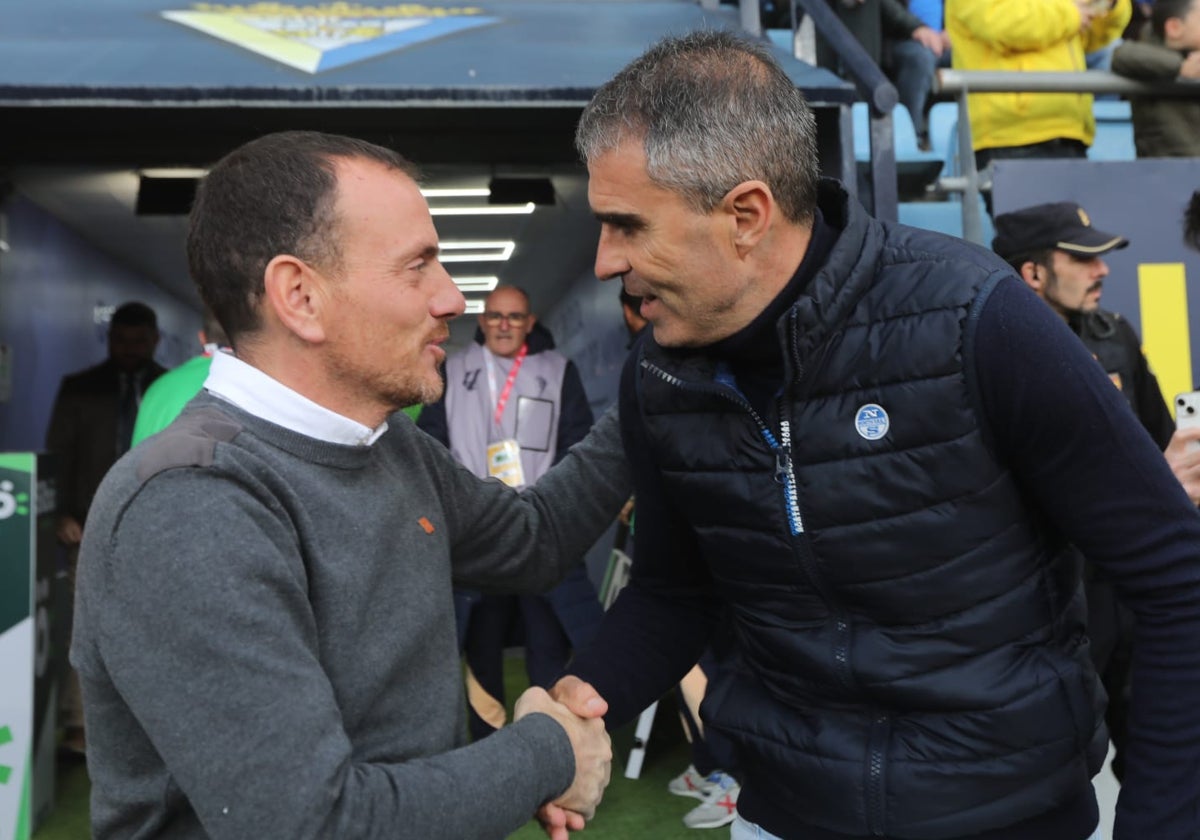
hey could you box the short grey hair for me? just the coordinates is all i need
[576,29,819,224]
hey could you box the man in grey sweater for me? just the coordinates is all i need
[71,131,628,840]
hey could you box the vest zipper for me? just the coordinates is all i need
[643,360,854,675]
[642,359,802,534]
[645,351,876,820]
[775,415,804,535]
[865,713,890,836]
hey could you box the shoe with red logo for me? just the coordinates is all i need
[667,764,718,800]
[682,772,740,829]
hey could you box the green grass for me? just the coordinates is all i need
[31,756,89,840]
[34,655,704,839]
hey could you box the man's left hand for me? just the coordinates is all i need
[912,26,945,57]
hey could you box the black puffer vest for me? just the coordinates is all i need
[634,186,1107,838]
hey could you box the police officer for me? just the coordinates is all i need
[993,199,1200,783]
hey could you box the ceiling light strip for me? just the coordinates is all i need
[452,276,500,293]
[421,188,490,198]
[440,240,515,262]
[429,203,535,217]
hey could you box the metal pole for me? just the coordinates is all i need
[956,88,983,245]
[869,110,898,222]
[838,103,857,200]
[739,0,762,37]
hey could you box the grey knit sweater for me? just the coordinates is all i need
[71,393,630,839]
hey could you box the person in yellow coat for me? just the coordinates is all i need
[946,0,1130,210]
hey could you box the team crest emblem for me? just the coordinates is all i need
[1077,207,1091,226]
[854,403,890,441]
[163,3,499,74]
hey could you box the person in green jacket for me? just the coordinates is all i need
[131,308,230,446]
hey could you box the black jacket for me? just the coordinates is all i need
[46,357,166,521]
[568,183,1194,840]
[633,185,1104,838]
[1071,308,1174,450]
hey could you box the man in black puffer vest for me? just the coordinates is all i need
[546,30,1200,840]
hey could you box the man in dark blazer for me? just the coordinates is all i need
[46,300,165,755]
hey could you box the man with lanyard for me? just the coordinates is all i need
[418,284,603,740]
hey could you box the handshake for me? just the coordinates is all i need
[514,677,613,840]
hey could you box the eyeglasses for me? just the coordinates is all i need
[482,311,530,326]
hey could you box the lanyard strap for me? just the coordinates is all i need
[485,343,529,428]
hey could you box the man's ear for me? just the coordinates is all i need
[1018,260,1041,292]
[1164,16,1183,46]
[262,254,329,344]
[723,180,773,257]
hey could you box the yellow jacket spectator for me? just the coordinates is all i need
[947,0,1131,153]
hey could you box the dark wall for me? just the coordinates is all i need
[0,195,198,453]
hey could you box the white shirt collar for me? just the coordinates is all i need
[203,352,388,447]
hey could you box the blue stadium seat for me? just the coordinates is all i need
[852,101,941,163]
[899,198,994,243]
[1090,99,1136,161]
[927,101,959,161]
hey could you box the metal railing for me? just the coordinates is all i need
[935,69,1200,243]
[791,0,900,221]
[732,0,901,221]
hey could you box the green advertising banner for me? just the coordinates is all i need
[0,453,34,840]
[0,454,33,635]
[0,452,57,839]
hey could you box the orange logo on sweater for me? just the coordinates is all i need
[418,517,435,534]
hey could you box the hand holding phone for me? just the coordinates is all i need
[1171,392,1200,505]
[1177,391,1200,452]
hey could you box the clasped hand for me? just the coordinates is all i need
[514,679,611,840]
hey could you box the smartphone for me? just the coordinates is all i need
[1175,391,1200,452]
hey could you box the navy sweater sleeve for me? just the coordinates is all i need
[566,345,723,726]
[975,277,1200,840]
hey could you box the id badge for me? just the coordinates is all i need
[486,439,526,487]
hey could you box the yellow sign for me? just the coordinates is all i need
[1139,262,1193,418]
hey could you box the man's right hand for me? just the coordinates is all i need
[549,675,609,721]
[1165,427,1200,505]
[514,686,612,821]
[57,515,83,546]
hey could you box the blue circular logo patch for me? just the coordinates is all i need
[854,403,890,441]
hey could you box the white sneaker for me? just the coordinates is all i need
[682,772,740,829]
[667,764,718,800]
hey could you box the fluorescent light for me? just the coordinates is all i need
[452,276,500,293]
[463,299,486,315]
[139,167,209,179]
[430,202,535,217]
[421,188,490,198]
[440,240,515,263]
